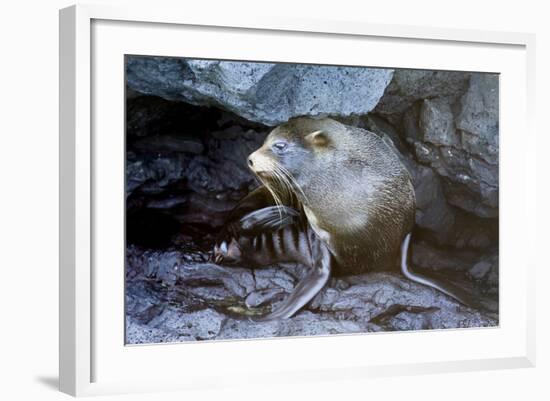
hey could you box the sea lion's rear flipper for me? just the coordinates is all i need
[400,233,494,311]
[252,238,332,322]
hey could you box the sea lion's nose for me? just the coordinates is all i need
[247,157,254,167]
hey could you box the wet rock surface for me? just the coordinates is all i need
[125,57,499,343]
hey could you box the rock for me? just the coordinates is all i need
[467,252,498,294]
[126,152,188,195]
[413,142,498,217]
[133,135,204,154]
[126,96,267,197]
[419,98,458,147]
[126,95,177,138]
[126,56,394,126]
[402,101,422,142]
[469,260,492,280]
[375,69,470,116]
[456,74,499,165]
[393,73,499,218]
[410,165,457,243]
[126,247,257,297]
[124,95,267,235]
[126,95,226,138]
[245,288,285,308]
[485,261,499,293]
[123,64,501,345]
[411,241,477,272]
[449,209,498,250]
[126,279,227,342]
[125,101,268,240]
[125,247,497,344]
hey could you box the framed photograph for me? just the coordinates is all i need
[59,4,536,396]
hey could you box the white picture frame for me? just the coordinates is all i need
[59,3,536,397]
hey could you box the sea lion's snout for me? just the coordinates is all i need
[247,150,271,177]
[247,150,260,170]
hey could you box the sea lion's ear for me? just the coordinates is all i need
[305,130,329,147]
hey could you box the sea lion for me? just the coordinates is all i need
[213,117,466,320]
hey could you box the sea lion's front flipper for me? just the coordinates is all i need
[253,238,332,321]
[213,205,301,265]
[214,186,277,244]
[238,206,300,235]
[214,184,297,248]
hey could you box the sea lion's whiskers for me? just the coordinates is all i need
[276,163,310,206]
[268,164,297,227]
[261,176,283,209]
[272,165,294,203]
[258,160,285,222]
[251,174,264,187]
[269,165,294,224]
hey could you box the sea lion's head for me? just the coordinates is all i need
[247,118,345,202]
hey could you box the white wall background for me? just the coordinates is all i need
[0,0,547,399]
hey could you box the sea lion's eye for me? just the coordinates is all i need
[271,141,289,153]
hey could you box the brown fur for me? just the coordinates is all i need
[248,117,416,275]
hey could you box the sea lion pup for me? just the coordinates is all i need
[213,117,466,320]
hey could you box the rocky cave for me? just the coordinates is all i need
[125,56,499,343]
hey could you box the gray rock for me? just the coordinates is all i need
[374,70,499,218]
[411,241,477,272]
[126,247,183,284]
[375,69,470,116]
[126,152,188,195]
[133,134,204,154]
[126,95,180,138]
[125,279,227,343]
[125,247,497,344]
[245,288,285,308]
[398,73,499,218]
[469,260,492,280]
[402,102,422,142]
[467,252,498,294]
[410,165,457,242]
[413,142,498,217]
[123,65,501,345]
[127,125,264,196]
[126,108,267,233]
[126,56,394,126]
[456,74,499,165]
[419,98,458,147]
